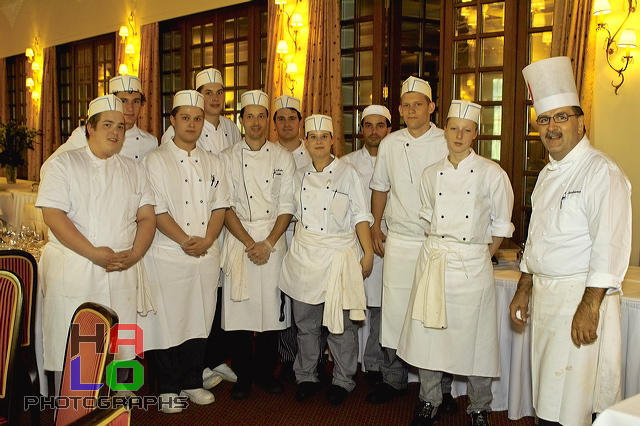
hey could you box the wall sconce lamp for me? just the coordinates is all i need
[31,91,40,101]
[119,26,129,42]
[276,40,290,54]
[31,61,40,72]
[119,64,130,75]
[595,0,637,94]
[25,77,35,90]
[285,62,298,94]
[25,48,35,62]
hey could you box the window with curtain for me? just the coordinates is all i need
[5,55,28,125]
[340,0,441,154]
[57,34,115,141]
[440,0,555,245]
[159,3,267,133]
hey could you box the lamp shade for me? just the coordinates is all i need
[276,40,289,54]
[118,64,129,75]
[618,29,637,48]
[31,91,40,100]
[593,0,612,15]
[290,13,304,27]
[119,26,129,37]
[285,62,298,74]
[25,48,34,59]
[26,78,34,88]
[31,62,40,71]
[125,43,135,54]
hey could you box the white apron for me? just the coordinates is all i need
[380,232,424,349]
[40,242,139,371]
[365,219,386,308]
[531,275,622,426]
[397,236,499,377]
[138,242,219,351]
[281,224,366,334]
[221,219,290,332]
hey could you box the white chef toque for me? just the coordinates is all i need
[241,90,270,110]
[522,56,580,115]
[88,94,123,119]
[361,104,391,122]
[401,76,432,101]
[304,114,333,135]
[195,68,224,90]
[109,75,142,94]
[173,90,205,110]
[447,100,482,125]
[274,95,301,113]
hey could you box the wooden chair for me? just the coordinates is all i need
[0,270,24,425]
[68,406,131,426]
[0,250,40,425]
[55,302,118,426]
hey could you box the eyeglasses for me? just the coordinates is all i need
[535,113,579,126]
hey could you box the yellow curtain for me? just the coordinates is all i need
[138,22,162,140]
[552,0,595,130]
[31,46,61,181]
[266,1,285,142]
[302,0,344,156]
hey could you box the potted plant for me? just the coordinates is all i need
[0,120,38,184]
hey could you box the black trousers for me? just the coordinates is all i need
[152,338,206,394]
[229,329,279,383]
[204,287,231,369]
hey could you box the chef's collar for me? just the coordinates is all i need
[406,122,437,141]
[444,148,475,169]
[168,138,201,158]
[241,139,269,151]
[304,155,336,173]
[84,145,116,162]
[546,135,589,171]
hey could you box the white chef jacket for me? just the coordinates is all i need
[276,139,312,170]
[138,141,231,351]
[162,116,241,156]
[521,136,631,291]
[36,147,155,371]
[397,150,514,377]
[369,123,448,238]
[42,124,157,178]
[219,139,296,331]
[343,147,386,307]
[280,158,373,305]
[521,136,631,424]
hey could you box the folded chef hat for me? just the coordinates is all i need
[173,90,205,110]
[305,114,333,135]
[401,76,432,101]
[88,94,123,119]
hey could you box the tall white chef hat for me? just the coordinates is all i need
[447,100,481,125]
[109,75,142,94]
[173,90,205,111]
[195,68,224,90]
[361,104,391,123]
[88,94,123,119]
[274,95,301,113]
[241,90,270,110]
[305,114,333,135]
[522,56,580,115]
[401,76,432,101]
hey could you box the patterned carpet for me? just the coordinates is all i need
[21,368,536,426]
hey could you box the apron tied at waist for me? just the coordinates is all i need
[411,236,467,329]
[221,218,276,302]
[295,223,366,334]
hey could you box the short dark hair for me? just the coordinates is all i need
[85,113,102,138]
[572,105,584,116]
[273,107,302,123]
[240,106,269,118]
[113,91,146,105]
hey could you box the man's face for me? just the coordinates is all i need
[170,106,205,144]
[361,114,391,149]
[306,130,333,159]
[444,117,477,155]
[536,106,584,161]
[399,92,435,132]
[240,105,269,142]
[274,108,301,143]
[87,111,125,159]
[200,82,225,117]
[116,92,142,130]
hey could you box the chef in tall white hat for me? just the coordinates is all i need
[342,104,392,387]
[510,56,631,426]
[139,88,230,413]
[42,75,158,176]
[281,113,373,405]
[37,92,156,389]
[398,99,514,426]
[367,75,451,412]
[272,94,312,381]
[161,68,241,155]
[217,88,296,400]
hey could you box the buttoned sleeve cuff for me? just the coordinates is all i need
[491,221,515,238]
[353,212,374,227]
[586,271,623,293]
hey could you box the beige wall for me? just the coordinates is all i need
[0,0,246,58]
[592,8,640,266]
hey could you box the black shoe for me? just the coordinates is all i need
[366,382,408,405]
[410,401,440,426]
[279,361,296,382]
[325,384,349,406]
[255,376,284,394]
[295,381,322,402]
[470,410,490,426]
[230,378,252,400]
[365,371,383,388]
[440,392,459,414]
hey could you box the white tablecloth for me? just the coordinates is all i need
[0,177,40,228]
[621,268,640,399]
[592,393,640,426]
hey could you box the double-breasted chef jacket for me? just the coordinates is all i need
[139,140,231,351]
[162,116,241,156]
[397,150,514,377]
[219,139,296,332]
[36,147,155,371]
[369,123,448,349]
